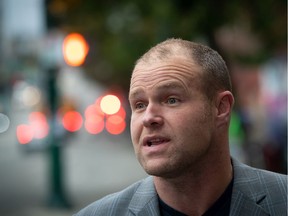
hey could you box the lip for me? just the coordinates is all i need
[142,135,171,148]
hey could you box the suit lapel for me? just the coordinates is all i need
[230,190,269,216]
[128,176,160,216]
[127,160,273,216]
[231,159,270,216]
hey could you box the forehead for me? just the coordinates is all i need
[129,58,201,97]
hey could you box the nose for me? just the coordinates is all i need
[142,103,164,127]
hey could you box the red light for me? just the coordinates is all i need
[84,104,104,134]
[85,116,104,134]
[62,111,83,132]
[29,112,49,139]
[84,95,126,135]
[107,106,126,119]
[16,112,50,144]
[85,104,104,118]
[17,124,33,144]
[106,115,126,135]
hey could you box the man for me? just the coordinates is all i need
[75,39,287,216]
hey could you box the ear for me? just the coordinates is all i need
[215,91,234,127]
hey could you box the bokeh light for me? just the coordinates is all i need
[62,111,83,132]
[62,33,89,67]
[106,115,126,135]
[84,104,105,134]
[29,112,49,139]
[85,104,104,118]
[0,113,10,133]
[22,86,41,107]
[17,124,34,144]
[100,95,121,115]
[85,116,105,134]
[110,106,126,119]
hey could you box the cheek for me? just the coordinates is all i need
[174,108,214,139]
[130,115,141,142]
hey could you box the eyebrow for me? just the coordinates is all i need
[129,81,186,100]
[128,89,144,101]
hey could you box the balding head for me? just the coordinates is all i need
[133,38,232,100]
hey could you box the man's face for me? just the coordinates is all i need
[129,59,217,178]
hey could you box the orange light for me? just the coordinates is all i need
[106,115,126,135]
[62,33,89,67]
[62,111,83,132]
[100,95,121,115]
[17,124,34,144]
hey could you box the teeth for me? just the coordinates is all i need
[147,139,162,146]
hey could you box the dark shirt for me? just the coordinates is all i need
[159,179,233,216]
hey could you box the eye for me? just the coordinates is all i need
[166,97,179,104]
[135,102,146,110]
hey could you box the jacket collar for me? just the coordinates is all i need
[128,159,270,216]
[128,176,160,216]
[230,158,270,216]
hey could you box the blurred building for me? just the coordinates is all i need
[0,0,45,112]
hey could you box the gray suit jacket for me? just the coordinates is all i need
[75,159,287,215]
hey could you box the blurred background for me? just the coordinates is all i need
[0,0,286,215]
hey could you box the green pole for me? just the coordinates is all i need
[47,67,70,208]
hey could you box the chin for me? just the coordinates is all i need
[143,163,178,178]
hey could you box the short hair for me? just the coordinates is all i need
[134,38,232,100]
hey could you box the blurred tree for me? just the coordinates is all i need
[46,0,287,90]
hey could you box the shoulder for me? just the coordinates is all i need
[233,158,287,187]
[232,158,287,213]
[74,176,154,216]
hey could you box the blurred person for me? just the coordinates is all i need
[75,39,287,216]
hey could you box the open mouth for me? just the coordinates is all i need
[145,137,169,147]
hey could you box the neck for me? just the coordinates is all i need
[154,154,233,216]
